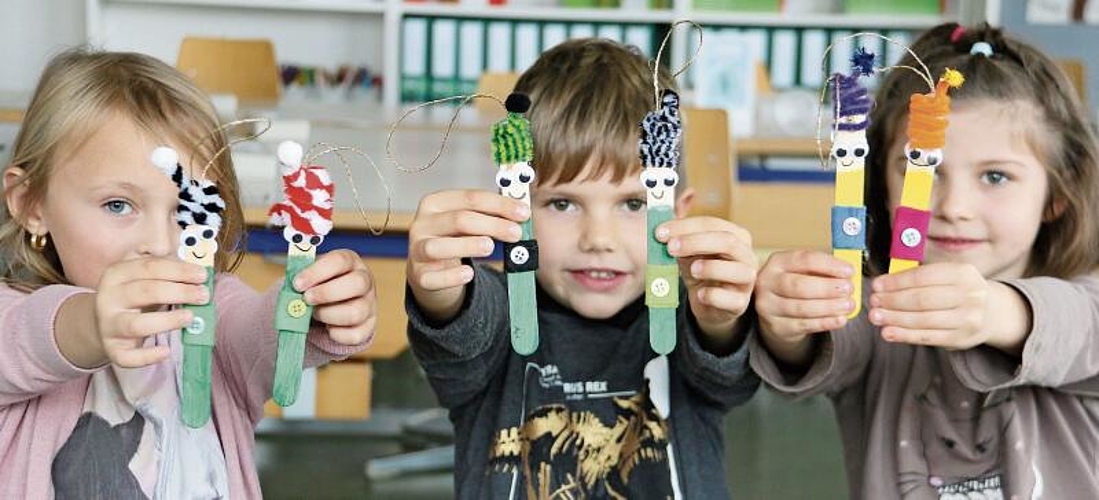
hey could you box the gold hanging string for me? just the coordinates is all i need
[652,20,703,109]
[192,117,272,181]
[385,93,506,173]
[304,143,392,236]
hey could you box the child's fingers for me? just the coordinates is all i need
[413,236,495,263]
[667,231,756,267]
[411,265,475,291]
[768,250,853,279]
[763,315,848,337]
[103,258,208,287]
[417,189,530,223]
[109,310,193,339]
[869,307,975,331]
[303,270,376,306]
[693,286,750,314]
[767,296,853,319]
[879,326,962,348]
[871,264,964,293]
[313,297,376,330]
[657,216,751,245]
[419,210,523,243]
[772,273,851,301]
[117,281,209,309]
[869,286,968,312]
[109,345,171,369]
[687,259,756,286]
[326,316,378,346]
[293,250,364,291]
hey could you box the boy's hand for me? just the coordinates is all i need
[753,250,854,366]
[293,249,377,346]
[869,262,1029,353]
[657,216,758,349]
[407,189,530,322]
[95,257,210,368]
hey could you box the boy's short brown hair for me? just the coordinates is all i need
[514,38,676,186]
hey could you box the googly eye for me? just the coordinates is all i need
[853,147,868,158]
[202,228,215,240]
[495,169,512,188]
[925,154,942,168]
[640,169,660,189]
[310,235,323,246]
[907,146,922,161]
[516,164,535,185]
[661,169,679,188]
[184,236,197,247]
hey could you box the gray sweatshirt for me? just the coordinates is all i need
[750,275,1099,499]
[407,265,760,499]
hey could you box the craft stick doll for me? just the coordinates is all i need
[639,89,682,355]
[150,146,227,428]
[268,141,335,406]
[492,93,540,355]
[830,47,874,318]
[888,68,964,274]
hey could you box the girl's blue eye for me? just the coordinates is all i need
[104,200,132,215]
[625,198,646,211]
[982,171,1009,185]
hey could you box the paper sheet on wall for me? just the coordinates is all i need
[694,31,759,137]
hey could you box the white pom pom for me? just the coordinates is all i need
[150,146,179,175]
[277,141,304,171]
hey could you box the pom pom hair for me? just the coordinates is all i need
[268,140,335,236]
[639,89,682,169]
[832,48,875,132]
[906,68,964,149]
[491,93,534,166]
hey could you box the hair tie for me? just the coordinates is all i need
[950,25,966,43]
[970,41,993,57]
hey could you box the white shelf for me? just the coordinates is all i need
[690,11,947,29]
[106,0,387,14]
[399,4,677,23]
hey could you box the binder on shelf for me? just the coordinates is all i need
[431,18,460,98]
[401,17,429,102]
[514,22,541,70]
[487,21,512,72]
[799,29,827,88]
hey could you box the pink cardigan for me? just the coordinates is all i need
[0,274,372,498]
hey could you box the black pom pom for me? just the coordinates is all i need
[505,93,531,114]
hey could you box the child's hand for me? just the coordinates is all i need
[95,257,210,368]
[753,250,854,366]
[293,249,377,346]
[869,262,995,350]
[658,216,758,346]
[407,189,530,322]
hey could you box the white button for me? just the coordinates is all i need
[187,316,205,335]
[509,246,529,265]
[901,228,922,247]
[842,217,862,236]
[651,277,670,297]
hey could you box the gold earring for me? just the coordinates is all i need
[29,232,47,252]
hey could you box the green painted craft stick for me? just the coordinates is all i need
[273,253,314,407]
[507,219,539,355]
[181,344,213,427]
[181,266,216,428]
[646,207,678,355]
[493,93,539,355]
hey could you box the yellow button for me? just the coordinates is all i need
[287,298,308,318]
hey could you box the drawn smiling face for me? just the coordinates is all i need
[905,144,944,172]
[831,129,869,171]
[496,161,536,204]
[178,225,217,267]
[283,226,322,257]
[639,168,678,209]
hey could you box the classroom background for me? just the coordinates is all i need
[1,0,1095,498]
